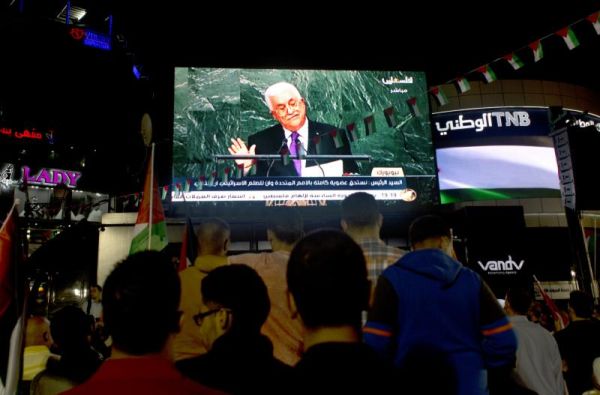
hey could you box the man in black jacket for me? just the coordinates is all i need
[228,81,358,176]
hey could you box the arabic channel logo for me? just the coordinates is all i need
[435,111,531,136]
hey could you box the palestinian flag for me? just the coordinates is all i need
[455,77,471,93]
[178,217,198,272]
[235,163,244,179]
[175,183,182,196]
[0,203,26,394]
[477,65,497,83]
[346,123,358,142]
[363,115,376,136]
[430,86,449,106]
[556,27,580,50]
[383,106,398,127]
[249,162,257,176]
[587,12,600,35]
[161,185,168,200]
[222,167,231,183]
[329,129,343,148]
[529,40,544,62]
[280,146,291,166]
[312,135,322,154]
[184,178,191,192]
[129,144,168,254]
[406,97,421,117]
[198,175,206,190]
[208,171,216,186]
[504,53,524,70]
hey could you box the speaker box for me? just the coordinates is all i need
[452,206,528,298]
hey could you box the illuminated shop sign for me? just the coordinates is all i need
[0,127,45,141]
[22,166,81,188]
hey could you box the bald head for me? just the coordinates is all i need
[26,316,51,347]
[197,217,230,256]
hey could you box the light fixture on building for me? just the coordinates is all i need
[57,4,87,23]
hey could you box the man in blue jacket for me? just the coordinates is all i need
[364,215,517,395]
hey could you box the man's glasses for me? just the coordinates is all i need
[193,308,221,326]
[273,99,303,116]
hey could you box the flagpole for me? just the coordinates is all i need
[148,143,155,250]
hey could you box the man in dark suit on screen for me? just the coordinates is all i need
[229,82,358,177]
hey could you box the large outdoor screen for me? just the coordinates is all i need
[432,107,562,204]
[172,68,436,205]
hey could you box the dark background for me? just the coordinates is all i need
[2,0,600,197]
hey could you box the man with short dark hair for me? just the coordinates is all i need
[555,290,600,395]
[174,218,230,361]
[62,251,223,395]
[341,192,405,293]
[176,264,292,394]
[287,229,395,393]
[228,208,304,365]
[365,214,517,395]
[504,287,566,395]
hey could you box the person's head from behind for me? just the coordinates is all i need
[102,251,181,356]
[340,192,382,235]
[409,214,454,256]
[50,305,92,353]
[264,81,307,132]
[90,284,102,302]
[195,264,270,350]
[197,217,230,257]
[287,229,369,330]
[266,208,304,249]
[26,315,52,348]
[504,287,533,316]
[568,290,593,319]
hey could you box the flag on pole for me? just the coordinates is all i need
[455,77,471,93]
[363,115,376,135]
[221,167,230,183]
[407,97,421,117]
[0,203,26,395]
[383,106,398,127]
[587,12,600,35]
[346,123,358,142]
[533,275,567,330]
[329,129,343,148]
[529,40,544,62]
[477,65,497,83]
[504,53,524,70]
[430,86,449,106]
[178,217,197,272]
[248,161,257,176]
[184,179,191,193]
[235,163,244,179]
[312,135,322,154]
[280,146,291,166]
[161,185,168,200]
[129,143,168,254]
[556,27,580,50]
[198,176,206,190]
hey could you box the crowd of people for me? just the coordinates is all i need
[18,192,600,394]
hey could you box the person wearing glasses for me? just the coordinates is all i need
[228,81,358,177]
[173,218,230,362]
[176,264,293,395]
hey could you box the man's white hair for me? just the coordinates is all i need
[264,82,302,111]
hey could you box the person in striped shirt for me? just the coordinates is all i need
[340,192,405,300]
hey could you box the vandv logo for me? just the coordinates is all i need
[477,255,524,275]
